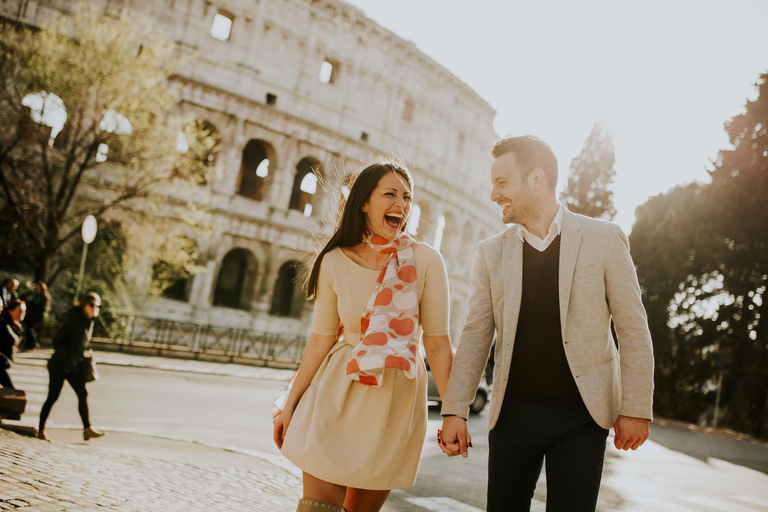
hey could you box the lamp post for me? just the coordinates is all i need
[74,215,98,302]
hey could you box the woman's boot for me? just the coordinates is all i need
[296,498,345,511]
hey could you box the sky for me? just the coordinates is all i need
[344,0,768,233]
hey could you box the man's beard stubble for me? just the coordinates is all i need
[502,187,538,226]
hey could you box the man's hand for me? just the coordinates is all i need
[613,415,649,450]
[439,416,472,458]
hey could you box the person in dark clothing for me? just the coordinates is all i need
[0,300,26,388]
[37,292,105,442]
[22,282,50,351]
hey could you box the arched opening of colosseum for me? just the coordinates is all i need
[96,108,133,163]
[415,201,433,243]
[270,260,306,318]
[174,119,220,183]
[460,221,475,267]
[20,91,67,146]
[289,158,323,217]
[433,213,446,252]
[236,139,274,201]
[407,204,421,237]
[212,248,258,310]
[150,236,199,302]
[340,173,355,201]
[438,212,459,264]
[196,119,220,166]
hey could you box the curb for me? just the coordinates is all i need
[15,350,294,381]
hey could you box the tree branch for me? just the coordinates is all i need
[0,159,45,249]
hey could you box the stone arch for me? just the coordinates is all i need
[212,248,258,310]
[415,200,433,243]
[450,297,465,342]
[197,119,221,167]
[289,157,323,217]
[175,118,221,184]
[406,203,421,237]
[236,139,277,201]
[151,236,199,302]
[270,260,306,318]
[440,212,460,262]
[459,221,475,267]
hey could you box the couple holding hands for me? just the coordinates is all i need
[272,135,654,512]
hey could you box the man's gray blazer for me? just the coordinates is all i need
[441,208,654,430]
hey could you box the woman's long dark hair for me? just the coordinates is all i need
[306,160,414,299]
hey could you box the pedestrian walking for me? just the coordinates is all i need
[1,278,19,308]
[272,160,454,512]
[37,292,105,442]
[22,281,50,351]
[439,135,655,512]
[0,300,26,388]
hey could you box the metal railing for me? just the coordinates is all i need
[93,315,307,365]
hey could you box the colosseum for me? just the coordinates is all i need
[3,0,502,355]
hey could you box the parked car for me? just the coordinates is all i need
[424,356,491,414]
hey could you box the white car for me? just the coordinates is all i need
[424,358,491,414]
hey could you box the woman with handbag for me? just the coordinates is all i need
[272,161,454,512]
[38,292,105,442]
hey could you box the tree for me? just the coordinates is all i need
[630,72,768,436]
[560,121,617,220]
[0,3,215,283]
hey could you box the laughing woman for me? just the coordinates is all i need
[273,161,454,512]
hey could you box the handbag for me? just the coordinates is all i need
[82,350,99,382]
[0,388,27,420]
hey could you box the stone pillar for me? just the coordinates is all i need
[191,259,218,307]
[271,135,301,211]
[215,116,247,196]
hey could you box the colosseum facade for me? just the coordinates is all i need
[4,0,502,344]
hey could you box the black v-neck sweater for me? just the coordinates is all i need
[505,235,583,407]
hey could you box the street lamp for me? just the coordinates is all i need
[74,215,98,302]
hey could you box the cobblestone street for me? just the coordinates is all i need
[0,429,302,511]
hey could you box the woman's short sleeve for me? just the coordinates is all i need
[419,246,450,337]
[311,256,341,336]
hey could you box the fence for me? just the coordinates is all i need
[92,315,307,366]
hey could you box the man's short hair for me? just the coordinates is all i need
[490,135,558,189]
[78,292,101,308]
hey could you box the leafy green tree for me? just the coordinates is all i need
[701,72,768,435]
[630,73,768,436]
[0,4,216,283]
[560,121,617,220]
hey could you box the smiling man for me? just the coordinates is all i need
[439,135,655,512]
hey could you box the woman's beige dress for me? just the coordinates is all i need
[280,244,450,490]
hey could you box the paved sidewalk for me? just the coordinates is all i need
[1,349,302,511]
[0,428,302,511]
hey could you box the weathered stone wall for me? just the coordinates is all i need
[4,0,503,341]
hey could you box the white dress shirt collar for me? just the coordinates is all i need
[517,204,564,252]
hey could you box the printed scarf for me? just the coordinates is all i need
[346,229,419,387]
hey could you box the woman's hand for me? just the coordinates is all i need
[273,406,294,449]
[271,332,337,450]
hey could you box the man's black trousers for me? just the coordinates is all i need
[487,399,609,512]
